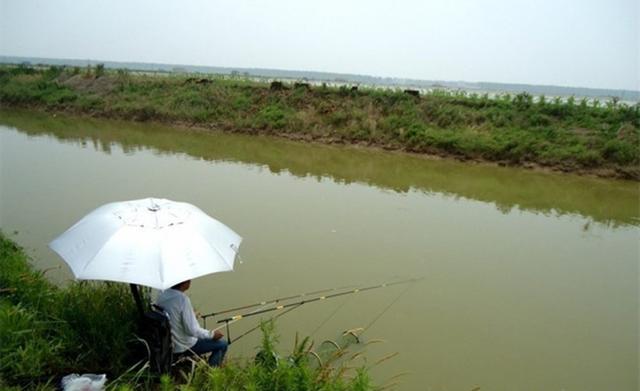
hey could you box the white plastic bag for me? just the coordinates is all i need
[61,373,107,391]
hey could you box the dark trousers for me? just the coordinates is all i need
[188,338,228,366]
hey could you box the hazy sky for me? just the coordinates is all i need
[1,0,638,90]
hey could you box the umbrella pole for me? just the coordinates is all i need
[129,283,145,316]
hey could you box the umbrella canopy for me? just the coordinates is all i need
[49,198,242,290]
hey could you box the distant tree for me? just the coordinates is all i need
[611,96,620,106]
[480,93,490,106]
[579,98,588,110]
[538,95,547,106]
[95,63,105,78]
[513,92,533,110]
[605,97,620,111]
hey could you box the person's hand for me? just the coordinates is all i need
[212,330,224,340]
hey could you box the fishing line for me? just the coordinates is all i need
[310,294,353,337]
[361,282,414,336]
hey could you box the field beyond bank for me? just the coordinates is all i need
[1,64,638,179]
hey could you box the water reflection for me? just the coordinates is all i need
[1,109,638,228]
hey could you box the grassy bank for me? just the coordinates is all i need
[0,233,140,389]
[0,233,374,390]
[1,64,638,178]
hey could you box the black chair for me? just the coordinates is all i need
[138,305,173,374]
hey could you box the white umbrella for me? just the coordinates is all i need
[49,198,242,290]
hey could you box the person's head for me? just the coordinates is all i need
[171,280,191,291]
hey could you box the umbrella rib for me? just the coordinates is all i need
[74,226,128,279]
[204,239,235,270]
[157,250,166,288]
[76,237,114,279]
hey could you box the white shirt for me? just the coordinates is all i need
[155,288,212,353]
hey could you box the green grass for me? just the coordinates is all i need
[0,233,376,390]
[1,64,638,175]
[159,322,372,391]
[0,233,140,387]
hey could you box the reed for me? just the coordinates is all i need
[166,321,374,391]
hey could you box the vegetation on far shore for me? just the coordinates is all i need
[0,233,375,390]
[0,64,638,178]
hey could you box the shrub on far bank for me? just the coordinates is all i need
[3,64,636,174]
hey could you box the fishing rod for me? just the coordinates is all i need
[225,303,303,344]
[200,283,356,320]
[215,277,421,343]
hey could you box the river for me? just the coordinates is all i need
[0,109,638,390]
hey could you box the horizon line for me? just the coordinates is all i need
[1,53,638,95]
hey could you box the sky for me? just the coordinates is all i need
[0,0,638,90]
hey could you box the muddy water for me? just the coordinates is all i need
[1,110,638,391]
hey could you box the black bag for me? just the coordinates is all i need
[139,305,173,374]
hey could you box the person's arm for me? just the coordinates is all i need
[181,296,213,339]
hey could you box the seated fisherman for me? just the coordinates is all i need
[156,279,227,366]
